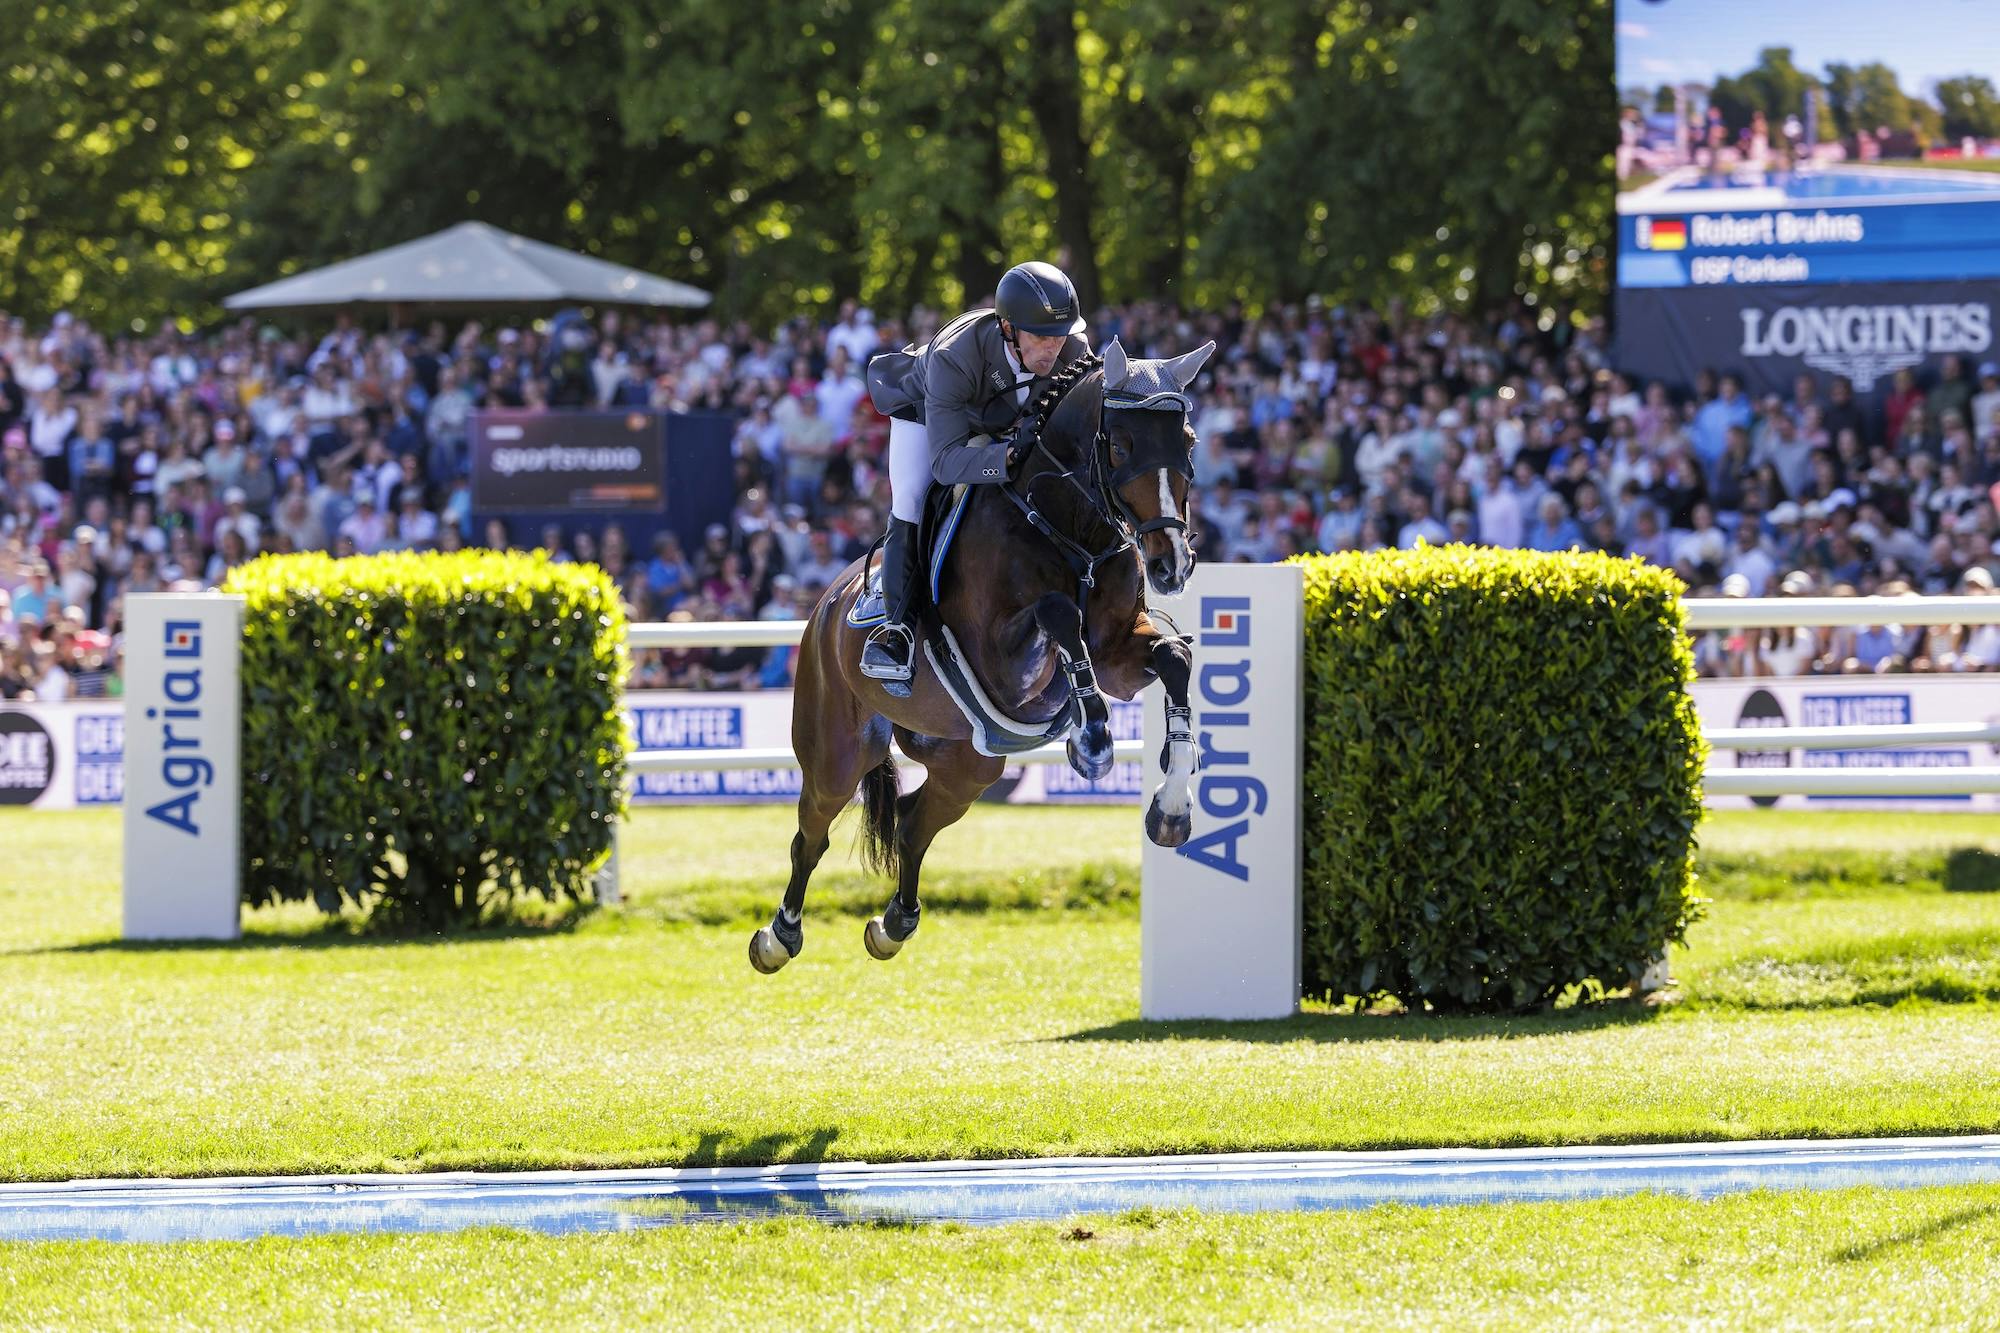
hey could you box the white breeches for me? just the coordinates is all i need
[889,417,932,523]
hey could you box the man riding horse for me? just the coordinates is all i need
[859,260,1091,692]
[746,262,1216,974]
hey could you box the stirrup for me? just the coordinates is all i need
[860,621,915,682]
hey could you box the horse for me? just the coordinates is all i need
[748,337,1215,972]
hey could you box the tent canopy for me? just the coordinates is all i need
[223,222,711,312]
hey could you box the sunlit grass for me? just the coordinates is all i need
[5,1185,2000,1329]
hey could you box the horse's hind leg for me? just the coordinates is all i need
[863,734,1003,960]
[750,657,890,974]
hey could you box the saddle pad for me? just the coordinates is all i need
[844,485,972,629]
[922,623,1076,759]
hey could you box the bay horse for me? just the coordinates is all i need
[748,338,1214,971]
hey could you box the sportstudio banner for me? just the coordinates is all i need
[1619,281,1998,398]
[470,409,667,513]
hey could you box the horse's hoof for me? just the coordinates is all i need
[1068,729,1116,782]
[749,923,797,974]
[1145,794,1193,848]
[864,915,904,960]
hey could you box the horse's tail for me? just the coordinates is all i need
[857,755,901,880]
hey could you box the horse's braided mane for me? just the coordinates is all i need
[1020,352,1103,444]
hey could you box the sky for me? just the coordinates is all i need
[1616,0,1998,94]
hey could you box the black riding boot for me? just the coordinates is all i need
[860,518,919,696]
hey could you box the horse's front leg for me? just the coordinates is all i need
[1142,631,1196,848]
[1030,591,1116,780]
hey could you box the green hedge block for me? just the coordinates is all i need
[223,549,630,928]
[1296,545,1706,1012]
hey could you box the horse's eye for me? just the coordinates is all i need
[1110,438,1130,464]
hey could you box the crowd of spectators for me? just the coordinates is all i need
[4,294,1999,700]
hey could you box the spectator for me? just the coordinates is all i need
[0,301,1989,690]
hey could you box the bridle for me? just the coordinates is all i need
[997,356,1196,612]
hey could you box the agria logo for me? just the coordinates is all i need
[1175,595,1267,882]
[145,619,214,835]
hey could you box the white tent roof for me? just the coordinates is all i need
[223,221,711,311]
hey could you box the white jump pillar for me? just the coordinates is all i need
[1141,563,1304,1021]
[122,593,244,940]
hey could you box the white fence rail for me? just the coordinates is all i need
[628,740,1145,773]
[616,595,2000,794]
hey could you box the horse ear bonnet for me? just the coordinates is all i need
[1102,338,1215,412]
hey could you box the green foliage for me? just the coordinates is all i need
[222,549,629,929]
[1296,545,1706,1012]
[5,0,1617,329]
[1937,76,2000,144]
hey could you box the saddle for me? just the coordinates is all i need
[846,485,1079,758]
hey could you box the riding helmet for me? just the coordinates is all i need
[996,261,1086,337]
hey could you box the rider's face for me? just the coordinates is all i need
[1010,327,1067,375]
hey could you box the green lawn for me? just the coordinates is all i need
[5,1185,1999,1329]
[1866,157,2000,175]
[0,807,1996,1181]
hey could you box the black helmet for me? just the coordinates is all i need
[996,262,1085,337]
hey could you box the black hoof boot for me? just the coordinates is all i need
[864,897,920,960]
[1067,721,1116,781]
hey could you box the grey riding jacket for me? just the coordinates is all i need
[866,309,1090,484]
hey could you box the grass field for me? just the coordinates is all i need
[4,804,1998,1327]
[1,806,1997,1182]
[1868,157,2000,176]
[4,1185,1999,1329]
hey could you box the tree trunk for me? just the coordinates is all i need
[1023,1,1100,312]
[951,111,1007,306]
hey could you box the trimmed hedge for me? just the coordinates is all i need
[224,550,629,928]
[1298,546,1705,1012]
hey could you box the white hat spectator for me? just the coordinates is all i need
[1825,487,1858,513]
[1767,501,1801,526]
[223,486,248,506]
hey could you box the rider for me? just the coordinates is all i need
[859,261,1092,688]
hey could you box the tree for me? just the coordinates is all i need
[1936,76,2000,143]
[3,0,1625,329]
[1824,61,1914,138]
[0,0,291,326]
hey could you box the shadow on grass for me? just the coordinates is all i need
[1832,1202,2000,1262]
[1945,848,2000,894]
[1683,928,2000,1011]
[1053,1002,1662,1045]
[624,864,1138,929]
[676,1126,843,1169]
[6,902,600,957]
[1697,844,2000,901]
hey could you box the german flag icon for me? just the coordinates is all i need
[1638,218,1686,251]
